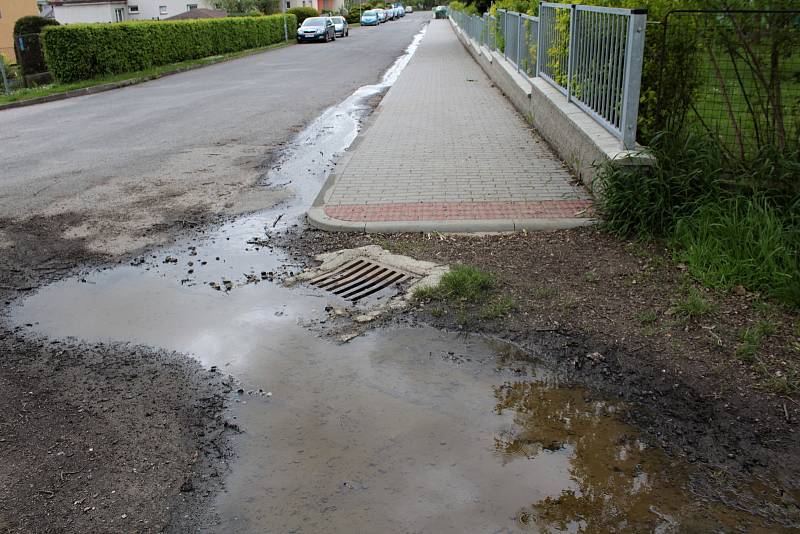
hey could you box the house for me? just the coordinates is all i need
[284,0,342,13]
[0,0,40,61]
[48,0,214,24]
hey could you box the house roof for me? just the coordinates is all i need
[164,8,228,20]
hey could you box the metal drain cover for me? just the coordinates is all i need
[308,259,412,302]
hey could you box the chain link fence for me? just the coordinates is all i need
[658,9,800,160]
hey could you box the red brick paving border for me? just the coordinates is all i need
[324,200,594,222]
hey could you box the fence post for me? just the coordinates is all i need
[517,13,522,72]
[536,8,543,77]
[503,10,508,60]
[566,4,577,103]
[0,59,9,95]
[620,9,646,149]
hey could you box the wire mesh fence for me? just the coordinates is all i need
[659,9,800,160]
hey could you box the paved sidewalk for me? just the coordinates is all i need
[308,20,593,232]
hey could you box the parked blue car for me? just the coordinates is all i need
[361,9,379,25]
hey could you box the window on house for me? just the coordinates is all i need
[159,5,167,14]
[285,1,290,8]
[187,4,198,9]
[128,4,139,13]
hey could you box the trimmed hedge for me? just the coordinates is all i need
[286,7,318,25]
[14,16,59,37]
[41,15,296,83]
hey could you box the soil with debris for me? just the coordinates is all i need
[0,212,235,533]
[281,226,800,528]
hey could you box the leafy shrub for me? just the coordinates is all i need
[287,7,319,25]
[41,15,296,83]
[13,16,59,37]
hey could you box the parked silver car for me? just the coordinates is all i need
[296,17,336,43]
[330,15,349,37]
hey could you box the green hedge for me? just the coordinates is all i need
[286,7,318,25]
[41,14,296,83]
[14,16,59,37]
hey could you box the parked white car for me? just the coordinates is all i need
[405,5,413,12]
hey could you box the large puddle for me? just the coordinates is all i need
[5,26,790,533]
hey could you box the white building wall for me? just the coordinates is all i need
[52,3,124,23]
[128,0,214,20]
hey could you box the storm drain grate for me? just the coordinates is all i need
[308,259,413,302]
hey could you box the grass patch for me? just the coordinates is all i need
[635,309,658,325]
[673,288,715,319]
[761,368,799,395]
[735,320,777,363]
[673,194,800,307]
[430,307,444,318]
[532,286,557,299]
[582,271,599,284]
[414,264,494,303]
[0,40,292,106]
[481,297,517,320]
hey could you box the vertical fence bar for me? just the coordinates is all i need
[620,10,646,149]
[566,4,576,102]
[517,14,522,72]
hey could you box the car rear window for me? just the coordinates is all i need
[302,17,327,25]
[363,10,376,15]
[331,16,344,22]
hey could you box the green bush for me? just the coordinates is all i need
[13,16,59,37]
[287,7,319,25]
[41,15,296,83]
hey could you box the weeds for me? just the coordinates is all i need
[673,288,714,319]
[532,286,557,299]
[597,128,800,310]
[582,271,599,284]
[673,194,800,307]
[414,264,494,303]
[481,297,517,320]
[635,310,658,325]
[430,307,444,318]
[735,320,778,363]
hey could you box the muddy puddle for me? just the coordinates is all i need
[4,26,790,534]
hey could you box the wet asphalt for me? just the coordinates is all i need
[0,14,427,218]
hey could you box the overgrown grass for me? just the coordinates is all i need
[414,264,495,302]
[597,129,800,309]
[0,40,292,106]
[674,195,800,306]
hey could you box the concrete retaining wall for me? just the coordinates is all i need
[451,22,651,193]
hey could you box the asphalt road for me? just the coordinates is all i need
[0,14,427,253]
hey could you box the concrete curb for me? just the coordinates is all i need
[307,205,596,233]
[0,41,294,112]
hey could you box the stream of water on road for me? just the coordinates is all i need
[6,26,784,533]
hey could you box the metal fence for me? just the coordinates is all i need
[658,9,800,160]
[451,3,647,149]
